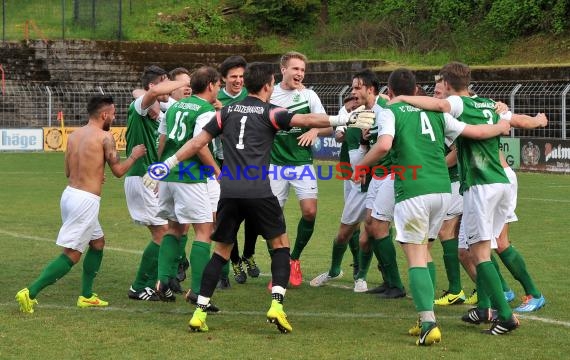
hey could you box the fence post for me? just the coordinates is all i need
[118,0,123,41]
[61,0,65,40]
[337,85,349,110]
[2,0,5,43]
[46,86,52,127]
[509,84,522,138]
[561,84,570,140]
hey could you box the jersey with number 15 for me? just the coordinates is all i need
[161,95,215,183]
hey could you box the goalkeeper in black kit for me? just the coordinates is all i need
[143,62,374,333]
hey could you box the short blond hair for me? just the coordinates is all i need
[280,51,308,68]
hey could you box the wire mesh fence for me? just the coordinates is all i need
[1,0,123,41]
[1,80,569,139]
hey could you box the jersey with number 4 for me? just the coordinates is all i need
[269,85,326,165]
[379,102,465,203]
[447,95,509,191]
[203,96,295,199]
[161,95,215,184]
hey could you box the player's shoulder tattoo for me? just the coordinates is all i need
[103,133,120,164]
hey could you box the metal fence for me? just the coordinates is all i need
[1,81,569,139]
[1,0,124,42]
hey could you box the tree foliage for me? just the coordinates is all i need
[317,0,569,61]
[226,0,321,34]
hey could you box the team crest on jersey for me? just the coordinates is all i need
[522,141,540,165]
[292,93,301,102]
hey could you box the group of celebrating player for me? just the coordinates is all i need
[16,51,548,346]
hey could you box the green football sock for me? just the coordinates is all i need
[28,253,74,299]
[409,267,434,312]
[290,217,315,260]
[157,234,179,284]
[373,234,404,289]
[132,240,159,290]
[441,238,462,293]
[81,247,103,298]
[491,254,511,292]
[329,238,348,277]
[476,269,492,310]
[498,245,541,298]
[349,229,360,266]
[356,249,373,279]
[427,261,436,290]
[179,234,188,266]
[190,240,211,294]
[477,261,513,321]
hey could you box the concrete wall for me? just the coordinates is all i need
[1,40,569,85]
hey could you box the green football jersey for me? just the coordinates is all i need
[369,103,392,176]
[447,95,509,191]
[161,95,215,184]
[125,97,160,177]
[339,127,362,169]
[382,102,458,203]
[377,96,388,107]
[269,85,326,165]
[218,88,248,106]
[445,144,460,182]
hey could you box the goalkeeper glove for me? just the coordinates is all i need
[142,155,180,191]
[329,105,375,129]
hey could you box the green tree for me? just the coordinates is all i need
[228,0,321,34]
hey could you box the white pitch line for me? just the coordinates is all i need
[520,197,570,203]
[0,229,142,255]
[3,229,569,328]
[2,302,569,327]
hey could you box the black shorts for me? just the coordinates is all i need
[211,196,286,244]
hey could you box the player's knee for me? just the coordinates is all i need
[90,237,105,251]
[301,209,317,221]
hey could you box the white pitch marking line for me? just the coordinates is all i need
[520,197,570,203]
[0,229,142,255]
[2,303,569,327]
[3,229,569,328]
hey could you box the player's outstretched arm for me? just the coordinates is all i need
[291,106,374,129]
[142,79,190,110]
[461,119,511,140]
[142,130,214,191]
[104,133,146,178]
[388,95,451,113]
[509,113,548,129]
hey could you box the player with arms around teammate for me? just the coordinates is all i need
[143,62,374,332]
[125,65,190,301]
[390,61,546,335]
[358,68,510,345]
[153,66,222,304]
[269,51,332,286]
[16,95,146,313]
